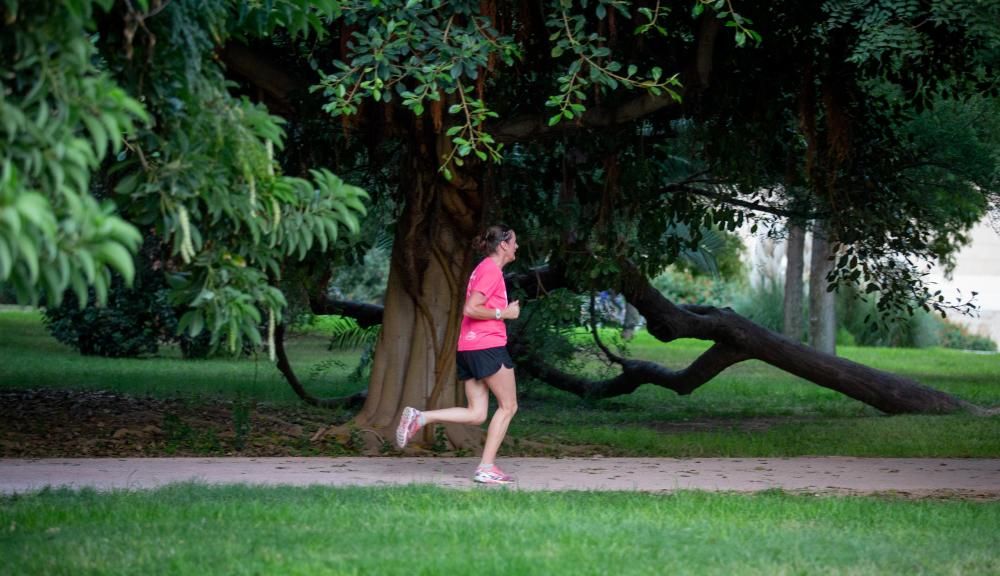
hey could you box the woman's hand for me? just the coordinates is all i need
[503,300,520,320]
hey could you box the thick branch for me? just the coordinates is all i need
[494,91,683,142]
[614,259,982,415]
[520,343,749,400]
[309,296,385,328]
[308,266,565,329]
[219,42,302,109]
[494,19,721,142]
[274,324,366,409]
[505,265,567,298]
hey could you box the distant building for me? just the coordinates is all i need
[926,219,1000,345]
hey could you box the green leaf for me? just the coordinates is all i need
[16,234,39,283]
[81,115,108,159]
[0,237,11,280]
[94,242,136,286]
[93,269,108,306]
[189,311,205,337]
[15,193,53,231]
[69,272,89,308]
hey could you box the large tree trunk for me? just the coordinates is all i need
[353,125,484,450]
[809,224,837,355]
[783,224,805,341]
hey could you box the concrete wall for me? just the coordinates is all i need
[926,219,1000,344]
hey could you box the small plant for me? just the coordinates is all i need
[232,398,253,451]
[938,321,997,352]
[431,425,449,454]
[162,413,192,454]
[347,426,364,453]
[191,430,222,455]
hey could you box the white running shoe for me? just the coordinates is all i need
[395,406,422,448]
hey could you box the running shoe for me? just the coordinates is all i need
[395,406,422,448]
[473,465,515,485]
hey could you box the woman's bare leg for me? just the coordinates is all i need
[480,366,517,466]
[420,379,489,426]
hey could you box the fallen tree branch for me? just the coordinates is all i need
[520,342,749,400]
[614,259,983,415]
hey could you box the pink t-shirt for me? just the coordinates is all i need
[458,258,508,351]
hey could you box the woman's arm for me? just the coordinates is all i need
[463,291,519,320]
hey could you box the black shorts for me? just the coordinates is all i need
[456,346,515,381]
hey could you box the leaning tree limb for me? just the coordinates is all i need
[519,270,980,414]
[611,260,982,415]
[519,342,749,400]
[274,324,367,409]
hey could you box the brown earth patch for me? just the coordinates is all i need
[0,388,362,458]
[0,388,600,458]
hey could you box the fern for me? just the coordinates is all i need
[326,316,381,351]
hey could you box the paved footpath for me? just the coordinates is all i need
[2,457,999,497]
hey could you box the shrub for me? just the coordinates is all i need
[42,238,216,359]
[43,276,176,357]
[651,267,733,307]
[837,285,942,348]
[730,277,785,333]
[938,321,997,352]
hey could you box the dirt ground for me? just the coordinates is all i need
[0,388,351,457]
[0,388,639,458]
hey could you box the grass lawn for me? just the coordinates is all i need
[2,484,998,575]
[0,309,363,404]
[2,309,998,457]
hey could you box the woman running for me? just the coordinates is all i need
[395,225,521,484]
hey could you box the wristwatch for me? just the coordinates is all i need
[494,308,502,320]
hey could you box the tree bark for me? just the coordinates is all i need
[809,224,837,355]
[353,123,484,450]
[783,224,805,341]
